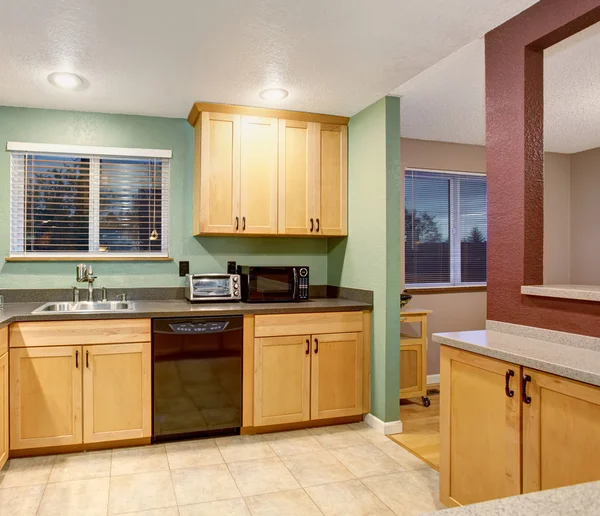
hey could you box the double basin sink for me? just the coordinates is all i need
[33,301,136,314]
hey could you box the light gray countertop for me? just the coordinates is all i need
[433,327,600,387]
[0,298,371,329]
[422,482,600,515]
[521,284,600,302]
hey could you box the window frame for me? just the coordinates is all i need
[404,167,487,289]
[8,142,172,260]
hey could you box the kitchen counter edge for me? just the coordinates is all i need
[0,298,372,329]
[433,329,600,388]
[421,480,600,516]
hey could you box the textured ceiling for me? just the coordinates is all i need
[0,0,538,119]
[395,22,600,154]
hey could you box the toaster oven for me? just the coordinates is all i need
[185,274,241,302]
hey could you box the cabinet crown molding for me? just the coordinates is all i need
[187,102,350,127]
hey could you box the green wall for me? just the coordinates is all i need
[328,96,401,423]
[0,106,328,288]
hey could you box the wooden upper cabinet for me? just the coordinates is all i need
[83,343,151,443]
[0,353,8,469]
[278,120,316,235]
[10,346,83,450]
[311,332,362,419]
[240,116,278,235]
[254,335,311,426]
[189,104,349,237]
[440,346,522,508]
[522,370,600,493]
[195,112,241,235]
[315,123,348,236]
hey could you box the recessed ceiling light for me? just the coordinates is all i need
[259,88,289,101]
[48,72,84,90]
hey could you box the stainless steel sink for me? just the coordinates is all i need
[32,301,136,314]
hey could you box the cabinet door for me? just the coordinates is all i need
[10,346,82,449]
[278,120,316,235]
[523,370,600,493]
[83,343,151,443]
[196,112,241,235]
[0,353,8,469]
[254,335,311,426]
[240,116,278,235]
[400,344,426,398]
[311,333,363,419]
[440,346,521,507]
[315,123,347,236]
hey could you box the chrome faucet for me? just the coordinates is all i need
[76,264,97,302]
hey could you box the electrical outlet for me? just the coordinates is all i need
[179,261,190,277]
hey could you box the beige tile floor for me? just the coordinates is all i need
[0,422,445,516]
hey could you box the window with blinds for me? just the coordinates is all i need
[405,169,487,287]
[9,143,171,258]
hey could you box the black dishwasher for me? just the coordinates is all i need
[152,316,243,441]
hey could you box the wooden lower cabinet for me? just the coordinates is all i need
[10,346,82,450]
[311,332,363,420]
[251,323,366,428]
[441,345,600,507]
[522,369,600,493]
[83,343,151,443]
[400,344,425,397]
[254,335,311,426]
[440,346,521,507]
[0,353,8,469]
[10,340,152,450]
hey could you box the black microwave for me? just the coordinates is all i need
[237,266,309,302]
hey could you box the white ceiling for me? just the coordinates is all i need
[0,0,538,119]
[395,21,600,154]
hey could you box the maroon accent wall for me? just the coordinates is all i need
[486,0,600,335]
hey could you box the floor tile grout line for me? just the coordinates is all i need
[222,453,246,501]
[105,452,112,516]
[166,451,179,511]
[356,476,399,515]
[278,446,359,488]
[33,454,57,516]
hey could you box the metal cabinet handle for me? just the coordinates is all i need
[306,339,310,355]
[86,350,90,368]
[522,374,532,404]
[314,338,319,354]
[242,217,246,231]
[235,216,239,231]
[310,218,314,232]
[505,369,515,398]
[75,350,79,368]
[316,218,320,232]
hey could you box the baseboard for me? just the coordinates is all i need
[364,413,403,435]
[427,374,440,385]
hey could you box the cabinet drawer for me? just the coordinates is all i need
[254,311,363,337]
[0,327,7,356]
[10,319,151,348]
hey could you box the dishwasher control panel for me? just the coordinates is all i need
[169,321,229,333]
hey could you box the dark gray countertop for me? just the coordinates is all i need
[0,298,371,329]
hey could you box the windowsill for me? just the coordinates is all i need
[5,256,173,262]
[405,285,487,295]
[521,284,600,302]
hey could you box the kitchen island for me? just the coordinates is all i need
[434,321,600,508]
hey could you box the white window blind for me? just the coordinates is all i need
[405,169,487,287]
[9,144,170,258]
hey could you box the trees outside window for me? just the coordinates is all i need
[405,169,487,287]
